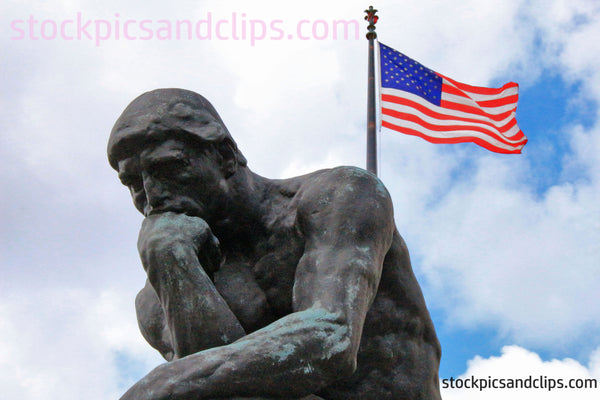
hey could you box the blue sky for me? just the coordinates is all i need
[2,0,599,399]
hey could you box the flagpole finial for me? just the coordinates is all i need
[364,6,378,40]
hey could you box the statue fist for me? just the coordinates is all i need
[137,212,222,274]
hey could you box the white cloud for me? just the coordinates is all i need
[442,345,600,399]
[414,152,600,344]
[0,287,163,400]
[393,0,600,348]
[2,0,600,398]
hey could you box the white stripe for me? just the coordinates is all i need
[381,101,523,143]
[441,92,517,115]
[381,114,525,151]
[381,88,518,129]
[381,96,518,131]
[445,81,519,103]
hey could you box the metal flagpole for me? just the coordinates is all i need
[365,6,378,176]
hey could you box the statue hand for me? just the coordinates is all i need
[138,211,221,274]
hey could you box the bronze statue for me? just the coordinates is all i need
[108,88,441,400]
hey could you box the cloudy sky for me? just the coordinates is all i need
[2,0,599,398]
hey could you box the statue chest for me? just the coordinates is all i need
[213,240,303,333]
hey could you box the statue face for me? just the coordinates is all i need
[117,138,226,219]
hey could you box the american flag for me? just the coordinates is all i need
[379,42,527,154]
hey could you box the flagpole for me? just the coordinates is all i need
[365,6,378,176]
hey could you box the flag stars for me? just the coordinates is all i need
[379,43,442,105]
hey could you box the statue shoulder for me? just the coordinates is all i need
[293,166,395,235]
[296,166,392,204]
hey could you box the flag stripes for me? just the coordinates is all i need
[379,42,527,153]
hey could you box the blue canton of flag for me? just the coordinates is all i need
[380,43,442,106]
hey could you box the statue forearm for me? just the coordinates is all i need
[120,309,354,400]
[138,213,245,358]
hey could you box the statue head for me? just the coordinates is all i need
[108,88,246,171]
[108,89,247,217]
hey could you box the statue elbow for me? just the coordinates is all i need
[311,319,358,382]
[268,309,361,395]
[289,330,357,397]
[326,335,358,379]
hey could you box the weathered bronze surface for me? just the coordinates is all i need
[108,88,442,400]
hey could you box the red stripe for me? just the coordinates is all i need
[442,83,519,109]
[381,94,519,133]
[381,120,525,154]
[442,84,470,98]
[477,94,519,108]
[382,105,526,142]
[440,99,515,122]
[440,73,519,95]
[499,118,526,141]
[442,83,517,111]
[381,107,527,147]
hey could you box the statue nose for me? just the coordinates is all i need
[142,173,168,209]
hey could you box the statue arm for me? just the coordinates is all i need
[120,169,395,400]
[137,212,246,359]
[135,279,174,361]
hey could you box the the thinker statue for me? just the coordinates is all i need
[108,88,442,400]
